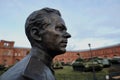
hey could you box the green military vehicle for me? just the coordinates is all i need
[72,58,103,72]
[52,61,63,69]
[110,56,120,64]
[93,57,111,68]
[72,58,85,71]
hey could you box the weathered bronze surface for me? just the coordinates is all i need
[0,7,71,80]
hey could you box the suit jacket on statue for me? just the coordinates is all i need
[0,48,56,80]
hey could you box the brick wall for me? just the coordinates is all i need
[1,40,120,66]
[0,40,30,67]
[54,44,120,64]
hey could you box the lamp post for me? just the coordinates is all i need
[88,43,97,80]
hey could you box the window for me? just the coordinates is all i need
[4,43,9,47]
[18,53,21,56]
[15,53,17,56]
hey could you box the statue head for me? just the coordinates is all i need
[25,7,71,56]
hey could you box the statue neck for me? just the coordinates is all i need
[30,47,53,67]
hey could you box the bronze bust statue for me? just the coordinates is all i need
[0,7,71,80]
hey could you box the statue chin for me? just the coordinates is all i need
[56,48,66,55]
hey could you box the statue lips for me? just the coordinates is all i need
[60,40,68,48]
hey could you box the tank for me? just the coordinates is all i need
[52,61,63,69]
[84,59,103,71]
[72,58,103,72]
[111,56,120,64]
[72,58,85,71]
[93,57,111,68]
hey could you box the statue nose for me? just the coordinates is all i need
[64,32,71,38]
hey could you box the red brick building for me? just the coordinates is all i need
[0,40,30,67]
[53,44,120,64]
[0,40,120,66]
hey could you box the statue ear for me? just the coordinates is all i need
[30,27,42,41]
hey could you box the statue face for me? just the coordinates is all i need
[41,14,71,55]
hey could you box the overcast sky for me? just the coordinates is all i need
[0,0,120,51]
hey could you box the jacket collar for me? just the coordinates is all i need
[22,47,55,79]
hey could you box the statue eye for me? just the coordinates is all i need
[55,26,66,32]
[56,26,63,31]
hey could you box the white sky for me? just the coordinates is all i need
[0,0,120,51]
